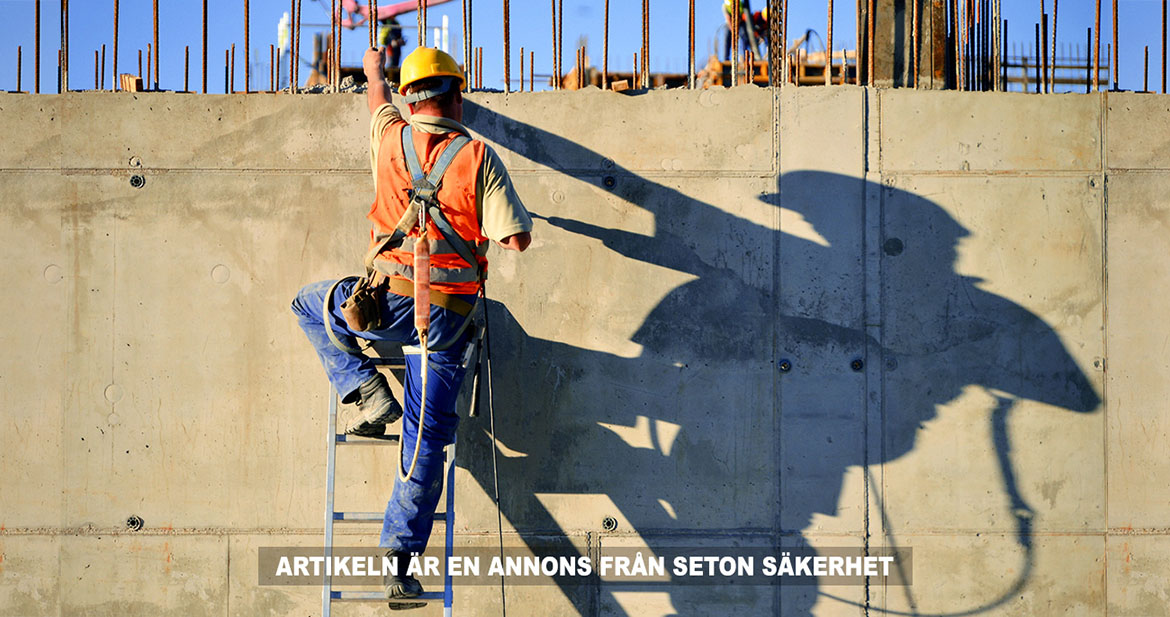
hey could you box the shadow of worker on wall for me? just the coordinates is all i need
[457,101,1101,617]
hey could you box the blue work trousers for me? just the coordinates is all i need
[291,278,475,553]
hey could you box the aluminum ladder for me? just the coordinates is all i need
[321,355,457,616]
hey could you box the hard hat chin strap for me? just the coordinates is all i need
[403,77,458,104]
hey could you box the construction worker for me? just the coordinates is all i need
[723,0,764,60]
[290,45,532,604]
[377,16,406,69]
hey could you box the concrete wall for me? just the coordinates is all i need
[0,85,1164,616]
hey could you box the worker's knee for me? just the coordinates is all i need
[290,279,336,319]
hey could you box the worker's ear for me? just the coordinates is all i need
[454,90,463,105]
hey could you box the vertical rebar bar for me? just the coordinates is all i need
[146,43,151,88]
[1112,0,1117,89]
[1144,44,1149,91]
[225,48,229,93]
[331,0,337,89]
[295,0,302,92]
[60,0,68,92]
[245,0,251,92]
[203,0,208,92]
[782,0,789,82]
[269,44,274,91]
[288,0,294,91]
[101,44,106,90]
[1034,23,1041,92]
[731,0,739,86]
[336,0,343,90]
[1093,0,1100,89]
[827,0,834,85]
[633,52,638,88]
[530,49,534,90]
[184,45,189,92]
[642,0,649,88]
[231,44,236,93]
[17,46,22,92]
[519,46,524,91]
[35,0,40,93]
[1050,0,1057,90]
[94,49,98,89]
[152,0,158,88]
[911,0,918,87]
[477,46,482,88]
[504,0,510,92]
[550,0,556,88]
[558,0,563,88]
[868,0,876,85]
[1041,13,1047,92]
[605,0,611,90]
[768,0,780,85]
[137,49,142,79]
[462,0,468,90]
[686,0,693,88]
[1163,0,1167,93]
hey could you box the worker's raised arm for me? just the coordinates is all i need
[364,47,392,114]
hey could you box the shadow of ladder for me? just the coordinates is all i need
[321,355,457,616]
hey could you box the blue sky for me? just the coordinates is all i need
[0,0,1165,93]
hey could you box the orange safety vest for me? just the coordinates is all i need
[368,120,489,296]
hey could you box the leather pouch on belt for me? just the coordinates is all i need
[340,273,385,332]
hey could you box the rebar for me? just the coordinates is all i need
[1093,0,1100,89]
[138,49,142,79]
[224,48,229,93]
[288,0,294,91]
[503,0,510,92]
[605,0,610,89]
[184,45,189,92]
[35,0,40,93]
[1112,0,1117,89]
[1144,44,1150,91]
[16,46,21,92]
[203,0,208,93]
[1041,13,1048,92]
[146,43,151,88]
[642,0,649,88]
[868,0,875,85]
[1034,22,1041,92]
[245,0,250,92]
[93,49,98,89]
[686,0,693,88]
[768,0,780,85]
[827,0,834,86]
[462,0,468,90]
[912,0,919,88]
[633,52,638,88]
[419,0,426,48]
[231,43,236,93]
[101,44,106,90]
[1086,26,1092,92]
[550,0,556,88]
[270,44,275,91]
[152,0,158,89]
[558,0,563,87]
[295,0,302,92]
[1050,0,1057,90]
[60,0,67,92]
[519,45,524,91]
[1163,0,1167,93]
[731,0,739,86]
[530,50,534,90]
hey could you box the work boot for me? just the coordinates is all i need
[344,373,403,437]
[384,550,426,610]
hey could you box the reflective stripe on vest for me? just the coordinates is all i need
[382,262,482,284]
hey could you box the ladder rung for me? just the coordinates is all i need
[335,433,400,445]
[331,590,443,602]
[332,511,447,522]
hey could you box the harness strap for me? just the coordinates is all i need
[400,126,482,279]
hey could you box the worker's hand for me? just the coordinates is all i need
[363,47,386,79]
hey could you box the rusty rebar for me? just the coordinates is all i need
[642,0,649,87]
[245,0,251,92]
[152,0,158,88]
[686,0,692,88]
[731,0,739,85]
[269,44,274,91]
[369,0,376,48]
[94,49,98,89]
[768,0,780,86]
[146,43,151,88]
[224,48,229,93]
[827,0,834,86]
[335,0,342,90]
[16,46,21,92]
[288,0,294,91]
[1086,27,1092,92]
[519,45,524,90]
[35,0,40,93]
[295,0,302,92]
[1093,0,1100,89]
[419,0,426,47]
[184,45,189,92]
[530,49,534,90]
[1163,0,1167,93]
[633,52,638,88]
[504,0,510,92]
[231,43,236,93]
[558,0,563,86]
[203,0,208,92]
[1112,0,1117,89]
[61,0,68,92]
[462,0,468,90]
[101,44,106,90]
[911,0,918,87]
[476,46,482,88]
[549,0,556,88]
[868,0,875,85]
[137,49,142,79]
[604,0,610,89]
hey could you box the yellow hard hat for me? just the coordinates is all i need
[398,47,465,96]
[761,7,768,20]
